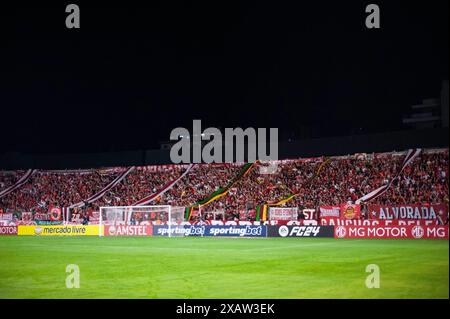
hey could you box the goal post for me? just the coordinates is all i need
[98,205,185,237]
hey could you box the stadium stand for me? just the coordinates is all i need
[96,165,186,207]
[0,149,448,221]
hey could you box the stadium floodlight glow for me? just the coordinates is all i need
[99,205,185,237]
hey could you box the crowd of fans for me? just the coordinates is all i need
[0,149,448,221]
[290,153,406,207]
[192,150,448,219]
[373,151,448,205]
[0,171,23,191]
[0,169,123,214]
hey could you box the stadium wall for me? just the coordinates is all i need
[1,128,448,170]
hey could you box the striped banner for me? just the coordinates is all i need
[356,148,422,204]
[262,205,268,221]
[255,205,261,221]
[134,164,194,206]
[254,205,269,221]
[70,167,135,208]
[0,169,37,199]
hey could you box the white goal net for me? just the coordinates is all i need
[98,205,185,237]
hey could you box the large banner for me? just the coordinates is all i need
[29,207,64,223]
[0,212,16,226]
[368,204,449,221]
[33,213,50,221]
[153,225,266,237]
[139,164,191,172]
[89,211,100,224]
[334,225,449,239]
[0,213,13,221]
[104,225,153,236]
[21,212,33,223]
[269,207,298,221]
[302,209,317,220]
[340,204,361,220]
[319,206,341,219]
[18,225,102,236]
[267,225,334,238]
[35,221,63,225]
[0,226,17,235]
[321,218,443,226]
[48,207,62,221]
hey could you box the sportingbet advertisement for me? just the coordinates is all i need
[153,225,267,237]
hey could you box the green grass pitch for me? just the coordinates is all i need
[0,236,448,299]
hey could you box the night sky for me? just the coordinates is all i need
[1,1,448,154]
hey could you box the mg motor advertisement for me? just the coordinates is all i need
[0,226,17,235]
[334,225,449,239]
[321,218,444,226]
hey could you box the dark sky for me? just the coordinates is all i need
[1,1,448,154]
